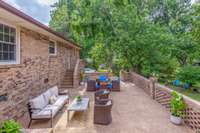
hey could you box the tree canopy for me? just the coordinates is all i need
[49,0,200,79]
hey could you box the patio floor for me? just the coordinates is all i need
[28,82,194,133]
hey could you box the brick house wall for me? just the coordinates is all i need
[0,27,80,122]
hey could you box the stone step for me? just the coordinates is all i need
[60,86,73,89]
[62,80,73,83]
[61,83,73,86]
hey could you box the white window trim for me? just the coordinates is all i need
[49,40,57,56]
[0,20,20,65]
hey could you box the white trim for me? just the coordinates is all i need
[0,20,20,65]
[49,40,57,56]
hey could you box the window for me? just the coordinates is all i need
[49,40,56,55]
[0,23,17,63]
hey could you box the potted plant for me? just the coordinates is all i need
[0,119,21,133]
[76,95,82,103]
[80,71,85,85]
[170,91,186,125]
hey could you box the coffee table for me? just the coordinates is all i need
[67,97,90,122]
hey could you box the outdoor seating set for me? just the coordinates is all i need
[87,75,120,92]
[87,75,120,125]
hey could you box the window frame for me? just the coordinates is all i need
[49,40,57,56]
[0,20,20,65]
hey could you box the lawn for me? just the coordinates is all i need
[168,84,200,102]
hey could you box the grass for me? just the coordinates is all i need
[168,84,200,102]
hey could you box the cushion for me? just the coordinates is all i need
[29,95,47,113]
[49,95,57,105]
[32,105,59,119]
[43,90,52,105]
[106,100,112,106]
[50,86,58,97]
[54,95,69,107]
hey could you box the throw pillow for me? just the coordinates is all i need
[49,95,57,104]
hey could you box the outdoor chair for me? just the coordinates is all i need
[94,99,113,125]
[87,79,96,91]
[111,80,120,91]
[95,90,110,103]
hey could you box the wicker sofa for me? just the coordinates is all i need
[28,86,69,127]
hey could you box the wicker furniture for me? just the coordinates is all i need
[67,97,90,122]
[95,90,110,103]
[112,80,120,91]
[87,80,96,91]
[94,99,113,125]
[27,86,69,128]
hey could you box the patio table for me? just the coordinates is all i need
[67,97,90,122]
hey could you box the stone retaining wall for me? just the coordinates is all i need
[121,71,200,132]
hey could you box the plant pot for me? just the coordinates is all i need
[170,115,182,125]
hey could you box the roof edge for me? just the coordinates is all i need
[0,0,80,49]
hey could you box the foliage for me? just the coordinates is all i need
[177,65,200,85]
[76,95,82,101]
[80,71,85,81]
[192,0,200,43]
[49,0,200,80]
[170,91,186,117]
[0,120,21,133]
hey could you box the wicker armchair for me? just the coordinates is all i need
[112,80,120,91]
[94,90,110,103]
[94,99,113,125]
[87,79,96,91]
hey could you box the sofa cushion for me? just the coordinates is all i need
[106,100,112,106]
[43,90,52,105]
[49,86,58,97]
[29,95,47,113]
[32,105,59,119]
[54,95,69,107]
[49,95,57,105]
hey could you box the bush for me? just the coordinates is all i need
[0,120,21,133]
[177,65,200,86]
[170,91,186,117]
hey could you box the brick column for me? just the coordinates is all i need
[149,77,157,99]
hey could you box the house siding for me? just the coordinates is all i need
[0,27,79,122]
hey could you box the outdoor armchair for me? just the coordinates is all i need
[94,90,110,103]
[87,79,96,91]
[111,80,120,91]
[94,99,113,125]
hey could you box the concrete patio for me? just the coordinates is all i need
[28,82,194,133]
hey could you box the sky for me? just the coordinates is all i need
[3,0,198,26]
[3,0,59,26]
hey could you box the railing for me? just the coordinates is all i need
[73,59,85,88]
[120,70,200,132]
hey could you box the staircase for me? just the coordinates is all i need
[60,69,74,90]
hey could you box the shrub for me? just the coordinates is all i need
[0,120,21,133]
[170,91,186,117]
[177,65,200,86]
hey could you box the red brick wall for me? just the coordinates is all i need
[0,28,79,123]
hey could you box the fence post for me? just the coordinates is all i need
[149,77,157,99]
